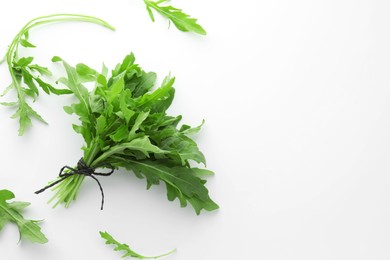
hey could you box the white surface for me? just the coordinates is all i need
[1,0,390,259]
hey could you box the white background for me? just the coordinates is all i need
[0,0,390,259]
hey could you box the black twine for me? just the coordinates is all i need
[35,158,114,210]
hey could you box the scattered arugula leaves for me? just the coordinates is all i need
[43,53,218,215]
[100,231,176,259]
[0,189,48,244]
[144,0,206,35]
[1,14,115,135]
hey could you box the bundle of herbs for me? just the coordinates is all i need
[36,53,218,215]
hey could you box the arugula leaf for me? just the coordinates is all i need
[44,53,218,214]
[0,189,48,244]
[118,159,218,215]
[1,14,115,135]
[100,231,176,259]
[144,0,206,35]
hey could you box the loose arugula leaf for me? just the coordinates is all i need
[0,189,48,244]
[43,53,218,215]
[144,0,206,35]
[1,14,115,135]
[100,231,176,259]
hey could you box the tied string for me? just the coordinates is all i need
[35,158,114,210]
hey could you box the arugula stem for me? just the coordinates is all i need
[66,175,85,206]
[48,138,102,207]
[91,147,119,167]
[144,248,177,259]
[85,140,102,166]
[49,174,85,207]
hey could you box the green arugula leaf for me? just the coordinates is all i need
[42,53,218,215]
[0,101,18,107]
[53,58,91,111]
[100,231,176,259]
[144,0,206,35]
[29,64,52,76]
[11,102,48,136]
[94,137,166,164]
[118,159,218,215]
[160,130,206,166]
[19,39,36,48]
[76,63,98,82]
[1,14,115,135]
[180,119,205,135]
[0,190,48,244]
[136,76,175,113]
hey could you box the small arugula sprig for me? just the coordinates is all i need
[1,14,115,135]
[41,53,218,215]
[144,0,206,35]
[100,231,176,259]
[0,189,48,244]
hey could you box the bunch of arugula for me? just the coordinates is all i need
[40,53,218,215]
[0,189,47,244]
[1,14,115,135]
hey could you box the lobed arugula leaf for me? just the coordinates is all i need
[100,231,176,259]
[1,14,115,135]
[118,159,218,215]
[44,53,218,214]
[144,0,206,35]
[0,189,48,244]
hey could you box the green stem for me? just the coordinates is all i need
[90,146,118,167]
[143,248,177,259]
[48,138,102,207]
[85,139,101,166]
